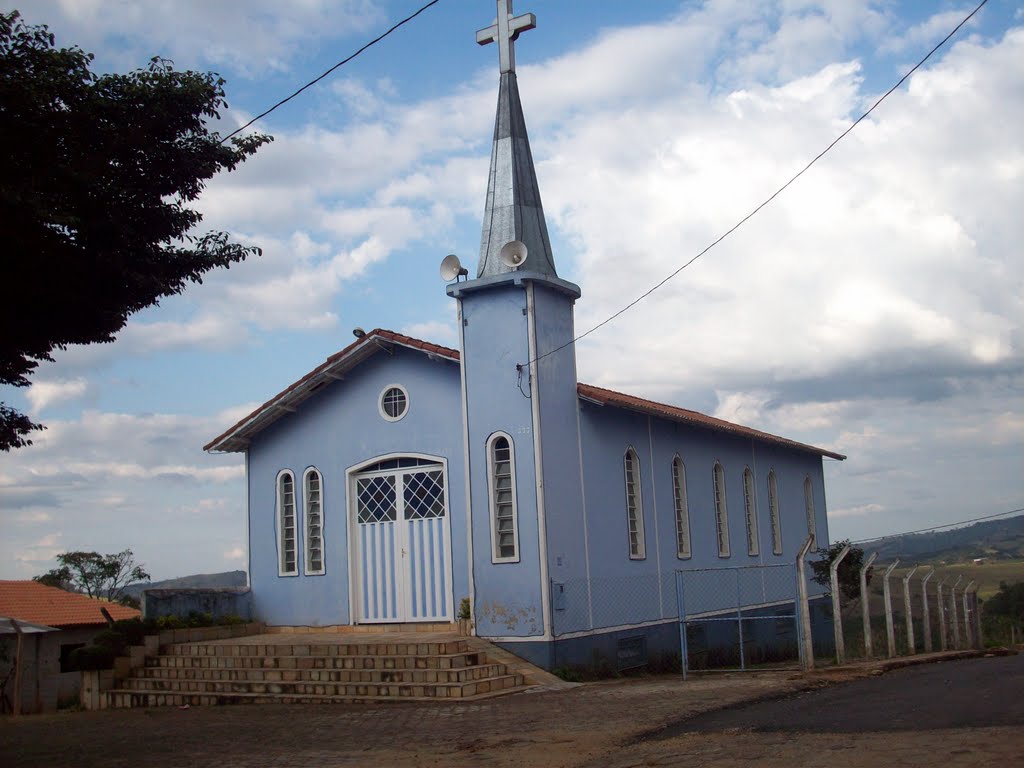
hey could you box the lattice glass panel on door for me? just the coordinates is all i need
[403,470,445,519]
[357,475,397,523]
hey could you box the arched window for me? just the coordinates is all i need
[713,461,730,557]
[768,470,782,555]
[304,467,325,575]
[487,433,519,562]
[743,467,759,556]
[804,475,816,548]
[624,448,645,559]
[672,456,691,559]
[276,470,297,576]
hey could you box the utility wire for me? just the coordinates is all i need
[220,0,442,144]
[524,0,989,367]
[849,506,1024,547]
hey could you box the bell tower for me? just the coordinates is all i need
[446,1,587,659]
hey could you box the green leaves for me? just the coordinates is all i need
[0,11,272,450]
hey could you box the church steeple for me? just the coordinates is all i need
[475,1,557,279]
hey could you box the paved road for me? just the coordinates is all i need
[651,653,1024,737]
[2,655,1021,768]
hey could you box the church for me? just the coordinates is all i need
[205,1,844,670]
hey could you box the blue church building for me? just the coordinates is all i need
[205,1,844,670]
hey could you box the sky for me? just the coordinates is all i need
[2,0,1022,581]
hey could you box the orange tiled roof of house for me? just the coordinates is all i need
[0,580,141,627]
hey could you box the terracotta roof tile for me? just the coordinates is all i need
[0,580,141,628]
[577,383,845,460]
[204,329,843,460]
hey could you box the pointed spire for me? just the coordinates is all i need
[475,2,556,279]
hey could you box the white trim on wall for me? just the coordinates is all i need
[378,383,409,422]
[768,469,783,555]
[275,468,299,577]
[526,282,553,641]
[743,466,760,557]
[623,446,646,560]
[713,460,730,558]
[672,455,692,560]
[302,466,326,576]
[486,431,521,564]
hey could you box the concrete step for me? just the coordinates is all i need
[138,662,511,684]
[163,639,470,658]
[113,672,525,700]
[154,650,485,670]
[107,677,527,708]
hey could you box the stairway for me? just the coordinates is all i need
[107,633,529,707]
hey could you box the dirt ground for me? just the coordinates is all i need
[2,654,1022,767]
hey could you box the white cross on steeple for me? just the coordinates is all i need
[476,0,536,74]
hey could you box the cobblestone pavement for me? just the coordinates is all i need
[2,656,1021,767]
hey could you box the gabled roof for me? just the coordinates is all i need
[0,581,141,628]
[204,329,460,453]
[578,384,846,461]
[204,329,843,460]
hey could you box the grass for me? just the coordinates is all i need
[887,558,1024,601]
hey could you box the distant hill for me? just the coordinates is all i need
[861,514,1024,564]
[123,570,247,600]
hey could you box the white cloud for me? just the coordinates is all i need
[831,502,885,518]
[223,546,246,562]
[30,0,382,75]
[26,378,89,414]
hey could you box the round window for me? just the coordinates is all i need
[379,385,408,421]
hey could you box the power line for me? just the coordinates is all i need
[219,0,442,145]
[525,0,989,367]
[849,506,1024,547]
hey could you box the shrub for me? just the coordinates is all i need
[68,644,115,671]
[92,629,127,656]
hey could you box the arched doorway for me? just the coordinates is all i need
[348,455,453,623]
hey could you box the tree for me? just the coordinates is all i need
[983,581,1024,622]
[810,539,871,601]
[34,549,150,605]
[0,11,271,449]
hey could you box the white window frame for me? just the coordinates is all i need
[624,447,646,559]
[804,475,817,548]
[303,467,326,575]
[743,466,759,556]
[378,383,409,422]
[768,469,783,555]
[486,431,520,563]
[713,461,730,558]
[671,455,691,559]
[276,469,298,576]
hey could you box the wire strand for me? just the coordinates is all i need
[219,0,442,145]
[524,0,989,367]
[849,506,1024,547]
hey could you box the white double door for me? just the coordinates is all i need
[353,461,452,623]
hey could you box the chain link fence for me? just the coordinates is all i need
[675,564,808,676]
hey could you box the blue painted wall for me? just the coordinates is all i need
[458,281,546,638]
[566,403,831,635]
[246,347,466,626]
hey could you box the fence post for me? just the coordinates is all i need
[971,585,983,649]
[830,543,851,664]
[950,575,963,649]
[920,567,934,653]
[883,560,900,658]
[860,552,878,658]
[962,580,976,648]
[676,571,689,681]
[937,577,949,651]
[735,570,746,671]
[902,565,919,654]
[796,535,815,671]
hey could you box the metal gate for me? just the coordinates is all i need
[353,460,452,623]
[676,564,804,678]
